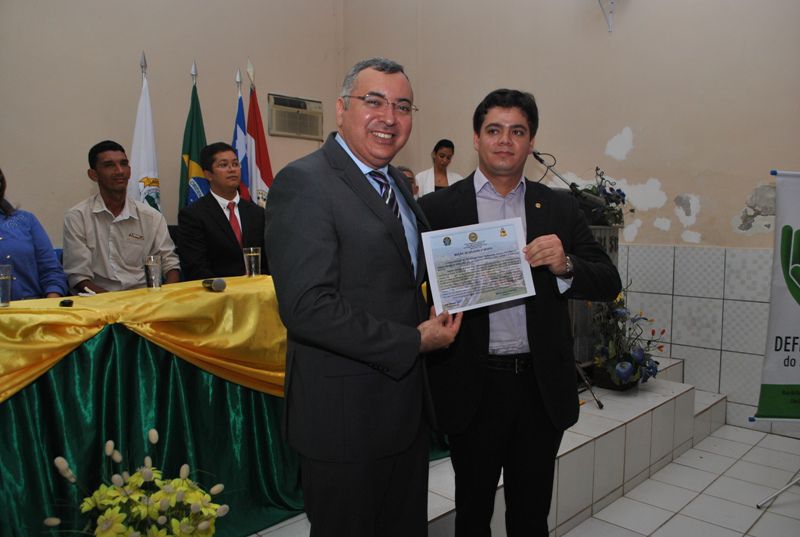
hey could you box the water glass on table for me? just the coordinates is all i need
[243,247,261,277]
[0,264,11,306]
[144,255,162,291]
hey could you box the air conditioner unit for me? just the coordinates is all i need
[268,93,324,141]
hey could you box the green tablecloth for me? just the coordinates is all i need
[0,324,303,537]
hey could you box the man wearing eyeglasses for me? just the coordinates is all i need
[265,58,462,537]
[177,142,267,280]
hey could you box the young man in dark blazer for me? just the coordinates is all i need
[264,58,461,537]
[177,142,267,280]
[419,89,621,537]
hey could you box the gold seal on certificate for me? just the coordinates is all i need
[421,217,536,314]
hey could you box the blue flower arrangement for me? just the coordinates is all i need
[580,167,633,226]
[592,289,664,387]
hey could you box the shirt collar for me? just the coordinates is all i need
[473,168,526,198]
[335,133,390,176]
[210,189,240,210]
[92,194,137,221]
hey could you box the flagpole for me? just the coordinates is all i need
[246,58,255,90]
[140,51,147,82]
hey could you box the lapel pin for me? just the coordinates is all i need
[535,202,542,209]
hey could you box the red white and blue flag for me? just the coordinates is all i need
[232,88,251,201]
[246,85,274,207]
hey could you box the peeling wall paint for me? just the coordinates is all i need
[623,219,642,242]
[654,218,671,231]
[674,193,701,227]
[618,178,667,211]
[733,184,775,234]
[682,230,702,243]
[605,127,634,161]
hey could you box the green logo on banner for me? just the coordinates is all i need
[781,225,800,305]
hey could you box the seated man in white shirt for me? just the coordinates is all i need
[63,140,180,293]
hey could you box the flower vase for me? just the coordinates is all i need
[591,364,639,391]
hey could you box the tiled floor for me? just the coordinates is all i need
[564,425,800,537]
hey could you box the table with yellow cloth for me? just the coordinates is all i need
[0,277,303,536]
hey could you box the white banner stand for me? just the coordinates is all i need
[750,169,800,508]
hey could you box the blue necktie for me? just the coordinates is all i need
[369,170,402,223]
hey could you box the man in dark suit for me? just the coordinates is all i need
[419,89,621,537]
[264,58,462,537]
[177,142,267,280]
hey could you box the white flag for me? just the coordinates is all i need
[129,76,161,211]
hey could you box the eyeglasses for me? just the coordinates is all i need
[213,160,241,170]
[344,94,419,115]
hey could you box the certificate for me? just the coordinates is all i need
[421,217,535,314]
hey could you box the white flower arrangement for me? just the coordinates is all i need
[44,428,229,536]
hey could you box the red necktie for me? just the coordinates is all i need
[227,201,243,246]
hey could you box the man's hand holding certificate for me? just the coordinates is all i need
[421,217,535,314]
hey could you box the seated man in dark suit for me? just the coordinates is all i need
[177,142,267,280]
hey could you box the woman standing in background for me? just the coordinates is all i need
[0,168,67,300]
[415,139,463,198]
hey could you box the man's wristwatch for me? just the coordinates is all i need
[561,255,574,278]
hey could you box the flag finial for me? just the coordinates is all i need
[235,68,242,91]
[246,58,255,88]
[140,51,147,77]
[191,61,198,85]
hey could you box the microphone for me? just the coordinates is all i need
[533,149,607,208]
[202,278,227,292]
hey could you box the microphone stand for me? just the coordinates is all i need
[576,361,603,409]
[533,150,604,409]
[533,151,607,208]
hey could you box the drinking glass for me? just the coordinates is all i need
[144,255,162,291]
[243,247,261,277]
[0,265,12,306]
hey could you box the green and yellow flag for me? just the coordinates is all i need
[179,84,208,209]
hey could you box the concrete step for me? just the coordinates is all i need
[256,378,730,537]
[693,389,727,446]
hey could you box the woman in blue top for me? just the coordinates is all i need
[0,168,67,300]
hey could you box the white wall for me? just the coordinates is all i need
[2,0,799,247]
[0,0,344,241]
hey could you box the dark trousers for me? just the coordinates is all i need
[299,421,430,537]
[449,368,563,537]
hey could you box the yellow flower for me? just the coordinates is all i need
[128,468,162,487]
[167,476,199,493]
[104,483,137,507]
[146,527,168,537]
[94,506,127,537]
[170,517,195,537]
[184,490,217,517]
[81,494,98,513]
[128,494,158,521]
[84,484,118,511]
[150,488,178,510]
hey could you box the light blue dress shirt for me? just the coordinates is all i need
[473,169,571,355]
[335,134,420,275]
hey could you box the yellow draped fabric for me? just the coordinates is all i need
[0,276,287,402]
